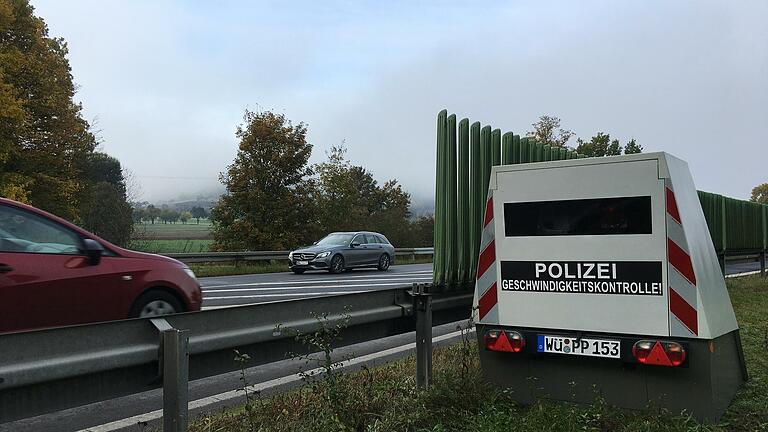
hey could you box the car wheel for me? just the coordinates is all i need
[377,253,391,271]
[129,290,184,318]
[292,269,306,274]
[329,254,345,274]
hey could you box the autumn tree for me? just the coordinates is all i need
[0,0,97,219]
[314,144,412,245]
[527,115,574,148]
[210,110,316,250]
[751,183,768,204]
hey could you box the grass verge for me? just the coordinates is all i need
[189,275,767,431]
[190,256,433,278]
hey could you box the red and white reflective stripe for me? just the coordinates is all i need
[476,192,498,322]
[665,182,698,336]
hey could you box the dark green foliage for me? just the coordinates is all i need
[624,138,643,154]
[79,182,133,246]
[190,206,208,223]
[78,152,133,246]
[575,133,642,157]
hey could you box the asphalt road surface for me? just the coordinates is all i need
[200,263,433,309]
[199,260,761,310]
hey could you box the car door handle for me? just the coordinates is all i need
[0,263,13,273]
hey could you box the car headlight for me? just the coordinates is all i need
[316,251,330,258]
[182,267,197,280]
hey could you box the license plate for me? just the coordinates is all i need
[297,260,308,265]
[537,335,620,358]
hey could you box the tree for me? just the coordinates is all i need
[527,115,574,148]
[624,138,643,154]
[0,0,97,219]
[190,206,207,224]
[132,207,146,223]
[79,182,133,246]
[210,110,317,251]
[314,143,413,245]
[751,183,768,204]
[145,205,161,224]
[179,211,192,224]
[78,152,133,246]
[575,133,640,157]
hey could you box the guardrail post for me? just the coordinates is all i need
[412,283,432,389]
[163,328,189,432]
[760,252,766,278]
[719,254,726,276]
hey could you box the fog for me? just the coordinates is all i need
[33,0,768,203]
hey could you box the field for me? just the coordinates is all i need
[189,275,768,432]
[130,219,213,253]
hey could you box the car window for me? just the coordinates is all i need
[0,205,82,254]
[352,234,367,245]
[316,233,355,246]
[376,235,388,244]
[365,234,379,244]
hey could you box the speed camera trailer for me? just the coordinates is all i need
[473,152,747,421]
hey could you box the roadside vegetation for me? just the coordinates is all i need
[188,275,767,431]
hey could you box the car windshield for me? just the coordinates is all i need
[316,233,355,246]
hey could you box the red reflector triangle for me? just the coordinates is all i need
[492,331,514,352]
[646,341,673,366]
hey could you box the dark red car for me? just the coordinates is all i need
[0,198,202,333]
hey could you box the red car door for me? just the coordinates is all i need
[0,203,125,333]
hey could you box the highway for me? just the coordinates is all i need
[200,263,433,309]
[199,260,761,310]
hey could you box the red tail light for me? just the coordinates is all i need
[632,340,686,367]
[484,330,525,353]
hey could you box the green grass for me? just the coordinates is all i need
[134,220,212,238]
[188,275,768,431]
[129,239,213,253]
[130,220,213,253]
[190,261,291,277]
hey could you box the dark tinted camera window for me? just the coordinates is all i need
[504,196,652,236]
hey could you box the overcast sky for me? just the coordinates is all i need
[32,0,767,203]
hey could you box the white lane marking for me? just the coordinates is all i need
[203,280,432,294]
[204,291,367,301]
[202,274,432,289]
[76,328,470,432]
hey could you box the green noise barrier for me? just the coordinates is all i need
[433,109,767,289]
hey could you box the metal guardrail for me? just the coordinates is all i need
[720,251,766,276]
[0,286,471,425]
[165,247,434,264]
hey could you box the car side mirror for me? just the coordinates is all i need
[313,241,318,245]
[350,242,360,248]
[83,239,104,265]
